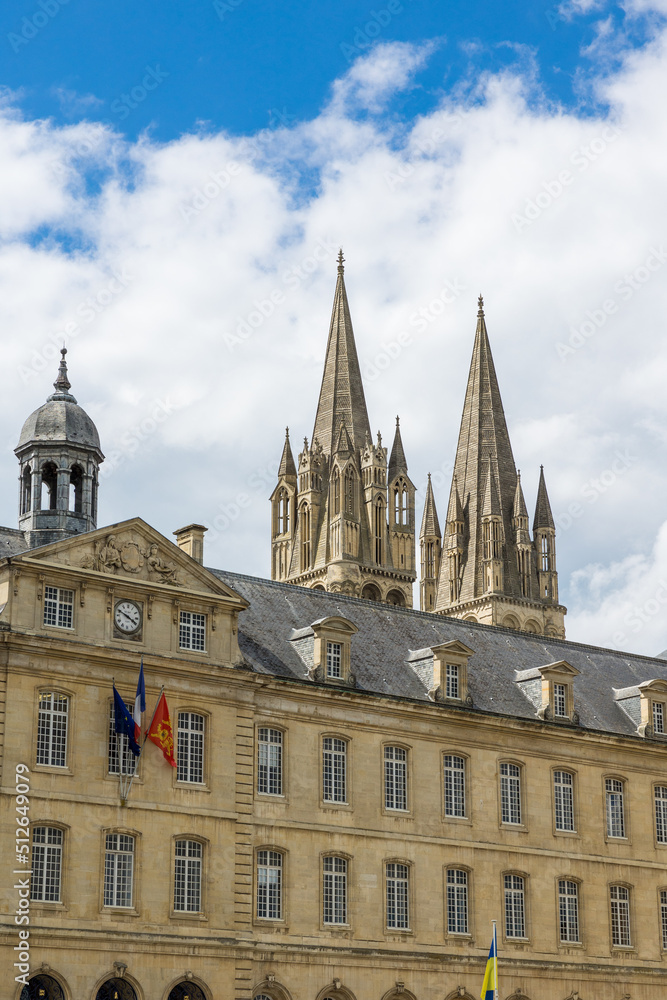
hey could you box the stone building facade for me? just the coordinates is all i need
[2,288,667,1000]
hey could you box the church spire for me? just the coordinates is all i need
[388,416,408,480]
[534,465,555,530]
[278,427,297,479]
[420,474,442,612]
[311,252,372,456]
[432,298,565,637]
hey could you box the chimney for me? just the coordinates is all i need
[173,524,207,564]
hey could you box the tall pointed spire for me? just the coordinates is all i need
[311,253,372,456]
[278,427,297,479]
[513,470,529,520]
[421,473,441,539]
[388,416,408,480]
[534,466,555,530]
[435,295,519,610]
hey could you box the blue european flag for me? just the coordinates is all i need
[113,684,141,756]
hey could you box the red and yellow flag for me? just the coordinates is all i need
[146,692,177,767]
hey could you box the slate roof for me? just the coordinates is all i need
[0,527,28,559]
[212,568,667,740]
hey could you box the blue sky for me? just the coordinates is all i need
[2,0,667,653]
[1,0,655,139]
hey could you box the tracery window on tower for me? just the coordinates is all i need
[21,465,31,514]
[41,462,57,511]
[276,489,290,534]
[393,478,409,526]
[448,552,461,602]
[482,518,502,560]
[300,502,311,570]
[69,464,83,513]
[332,468,340,516]
[540,534,552,572]
[374,497,385,564]
[344,468,356,516]
[517,548,530,598]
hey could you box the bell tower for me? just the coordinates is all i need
[423,297,566,637]
[270,253,417,605]
[15,349,104,549]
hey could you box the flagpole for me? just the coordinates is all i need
[493,919,498,1000]
[123,685,165,803]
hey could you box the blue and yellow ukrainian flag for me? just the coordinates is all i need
[480,925,497,999]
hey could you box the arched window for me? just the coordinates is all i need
[344,468,355,516]
[300,502,311,570]
[386,589,405,607]
[277,489,290,534]
[374,498,384,563]
[361,583,381,602]
[541,533,551,571]
[69,464,83,512]
[168,984,208,1000]
[36,692,69,767]
[20,976,66,1000]
[174,839,203,913]
[393,479,409,525]
[41,462,57,510]
[95,978,138,1000]
[21,465,32,514]
[31,826,63,902]
[256,849,283,919]
[332,468,340,516]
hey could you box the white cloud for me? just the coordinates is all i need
[1,30,667,653]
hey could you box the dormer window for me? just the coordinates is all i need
[616,679,667,738]
[290,616,358,685]
[446,664,460,700]
[326,642,342,678]
[515,660,579,723]
[408,640,473,704]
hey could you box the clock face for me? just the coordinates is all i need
[114,600,142,635]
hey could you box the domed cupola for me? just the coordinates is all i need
[15,349,104,548]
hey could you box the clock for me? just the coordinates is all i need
[114,600,142,635]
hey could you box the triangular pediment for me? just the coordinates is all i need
[8,518,247,606]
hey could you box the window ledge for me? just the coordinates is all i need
[100,906,140,918]
[321,801,352,811]
[500,823,529,833]
[385,929,413,939]
[170,911,208,922]
[32,765,73,776]
[174,782,210,793]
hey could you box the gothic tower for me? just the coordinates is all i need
[425,297,566,637]
[270,253,416,606]
[15,349,104,549]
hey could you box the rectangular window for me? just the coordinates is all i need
[386,862,409,929]
[500,763,522,825]
[174,839,202,913]
[661,890,667,950]
[654,702,665,734]
[444,755,466,818]
[610,885,631,946]
[504,874,526,938]
[323,856,347,924]
[384,746,407,811]
[606,778,625,838]
[104,834,134,908]
[108,701,136,776]
[656,787,667,844]
[554,771,575,832]
[36,693,69,768]
[326,642,342,678]
[179,611,206,651]
[43,586,74,629]
[31,827,63,902]
[322,737,347,803]
[257,728,282,795]
[558,879,579,942]
[553,683,567,718]
[445,664,459,699]
[177,712,205,784]
[257,850,282,919]
[446,868,469,934]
